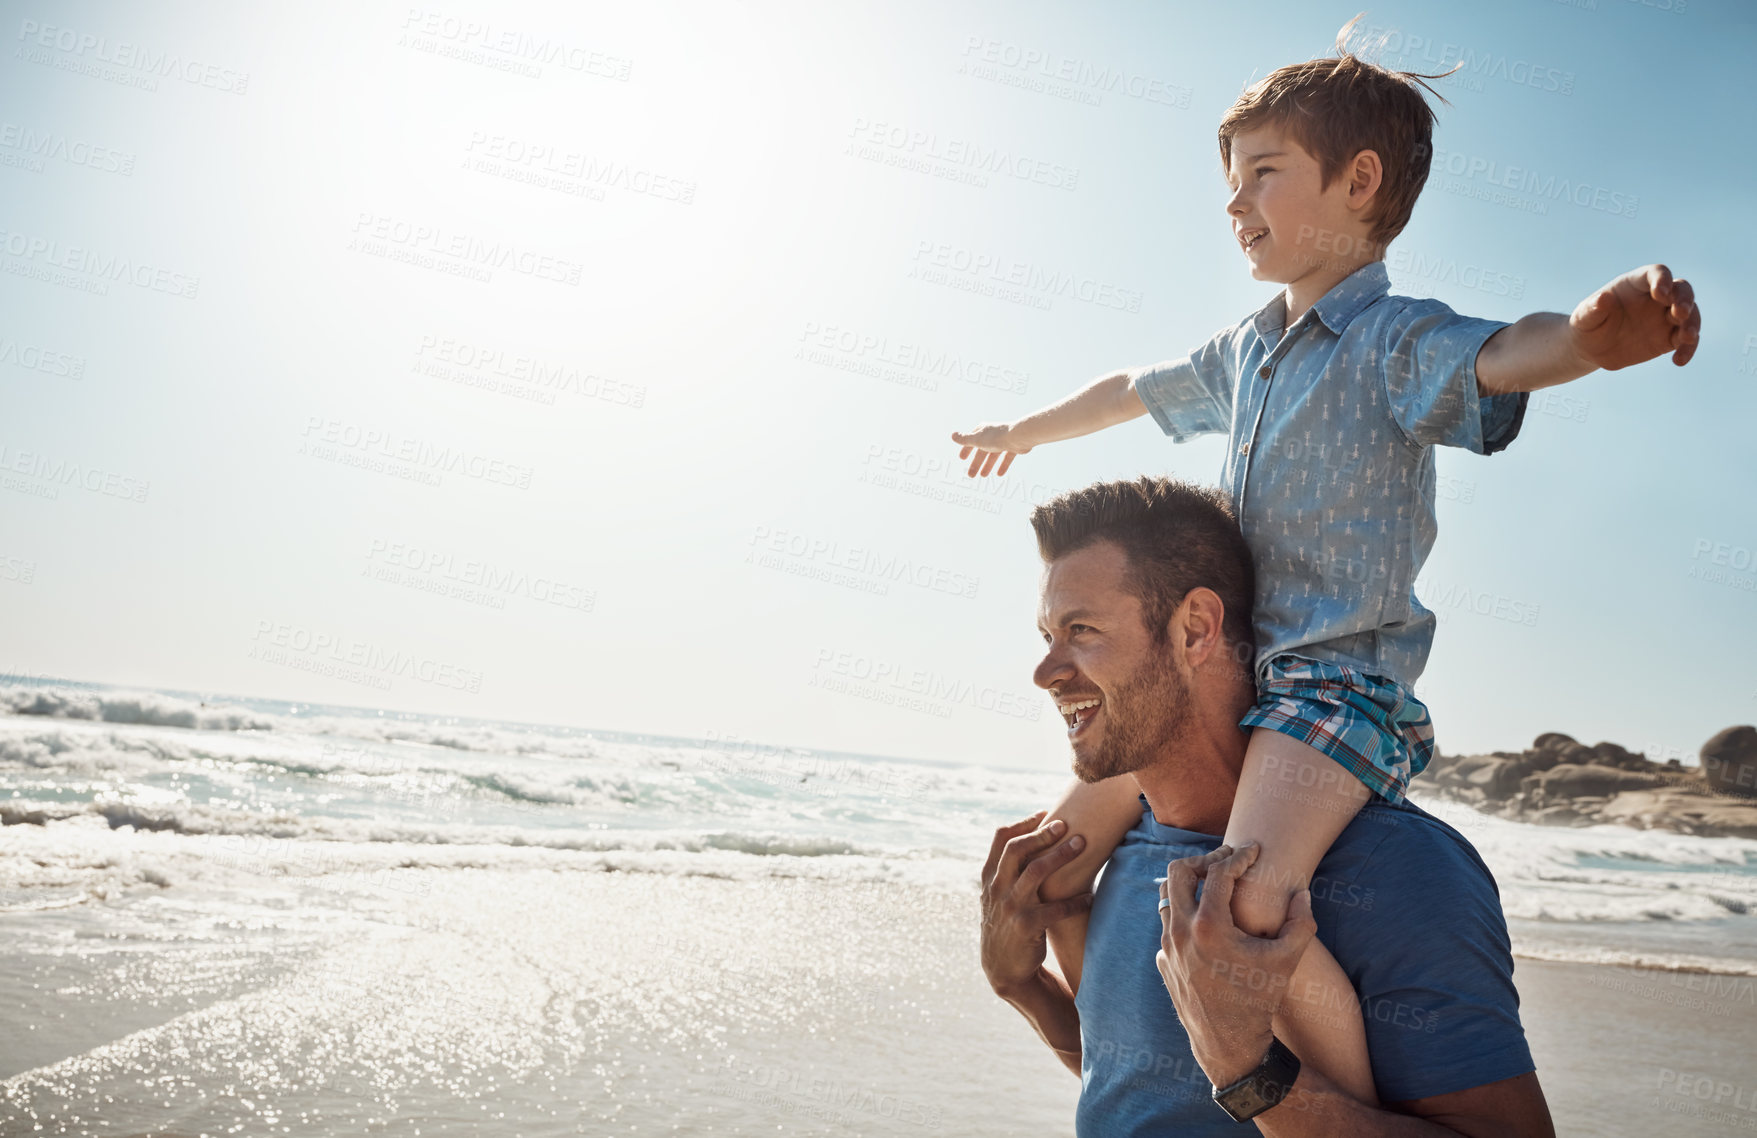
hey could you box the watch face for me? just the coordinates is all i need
[1217,1077,1276,1121]
[1212,1039,1300,1122]
[1214,1076,1273,1121]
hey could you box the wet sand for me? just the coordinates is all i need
[1,858,1753,1135]
[1519,957,1757,1137]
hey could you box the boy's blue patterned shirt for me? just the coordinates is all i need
[1133,260,1529,689]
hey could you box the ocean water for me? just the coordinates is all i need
[2,678,1755,1135]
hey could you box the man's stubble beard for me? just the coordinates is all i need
[1071,639,1193,783]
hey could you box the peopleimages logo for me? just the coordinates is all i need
[797,322,1029,397]
[0,443,149,502]
[463,132,696,203]
[0,337,85,379]
[811,648,1042,721]
[747,525,980,600]
[958,38,1193,108]
[248,620,484,693]
[1363,26,1575,95]
[1424,146,1638,219]
[846,117,1079,191]
[909,240,1144,313]
[412,334,646,409]
[15,19,250,94]
[399,9,632,81]
[299,417,535,489]
[1389,247,1526,300]
[0,229,200,298]
[349,213,583,286]
[0,122,135,175]
[364,538,594,613]
[1420,578,1542,628]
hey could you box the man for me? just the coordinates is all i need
[979,476,1554,1136]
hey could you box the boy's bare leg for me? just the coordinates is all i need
[1221,727,1377,1104]
[1037,773,1149,994]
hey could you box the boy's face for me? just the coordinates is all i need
[1225,124,1377,285]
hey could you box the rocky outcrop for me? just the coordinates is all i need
[1598,788,1757,840]
[1700,726,1757,798]
[1421,727,1757,838]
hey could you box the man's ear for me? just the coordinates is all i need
[1177,588,1228,667]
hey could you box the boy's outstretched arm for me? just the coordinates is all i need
[1477,263,1701,396]
[952,368,1148,477]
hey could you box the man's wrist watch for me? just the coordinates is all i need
[1210,1036,1302,1122]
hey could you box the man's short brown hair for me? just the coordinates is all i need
[1218,14,1459,248]
[1031,476,1255,657]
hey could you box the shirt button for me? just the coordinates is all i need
[1258,364,1273,379]
[1239,440,1251,457]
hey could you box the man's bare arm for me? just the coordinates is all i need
[994,966,1084,1077]
[1254,1069,1554,1137]
[979,814,1094,1076]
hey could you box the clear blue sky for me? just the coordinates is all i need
[1,0,1751,771]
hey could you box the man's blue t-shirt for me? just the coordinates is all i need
[1074,796,1533,1137]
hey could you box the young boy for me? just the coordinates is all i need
[952,28,1699,1103]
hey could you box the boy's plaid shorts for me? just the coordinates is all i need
[1238,652,1435,804]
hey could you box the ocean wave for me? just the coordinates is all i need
[1509,940,1757,978]
[458,770,642,808]
[0,723,385,785]
[0,686,1017,809]
[14,792,1746,923]
[0,683,615,763]
[0,797,895,860]
[0,716,986,835]
[0,686,277,731]
[293,717,606,761]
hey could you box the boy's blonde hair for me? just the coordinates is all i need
[1218,14,1460,248]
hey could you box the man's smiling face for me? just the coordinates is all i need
[1033,540,1193,783]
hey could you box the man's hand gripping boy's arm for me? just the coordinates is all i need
[979,812,1094,1076]
[1476,263,1700,396]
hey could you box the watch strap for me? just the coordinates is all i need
[1211,1036,1302,1122]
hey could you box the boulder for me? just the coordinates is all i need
[1520,747,1562,774]
[1553,742,1597,766]
[1424,752,1491,790]
[1533,732,1577,752]
[1523,764,1669,800]
[1701,726,1757,799]
[1590,741,1650,770]
[1463,756,1535,799]
[1447,753,1500,780]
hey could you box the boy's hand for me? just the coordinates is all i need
[951,423,1029,477]
[1572,263,1700,370]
